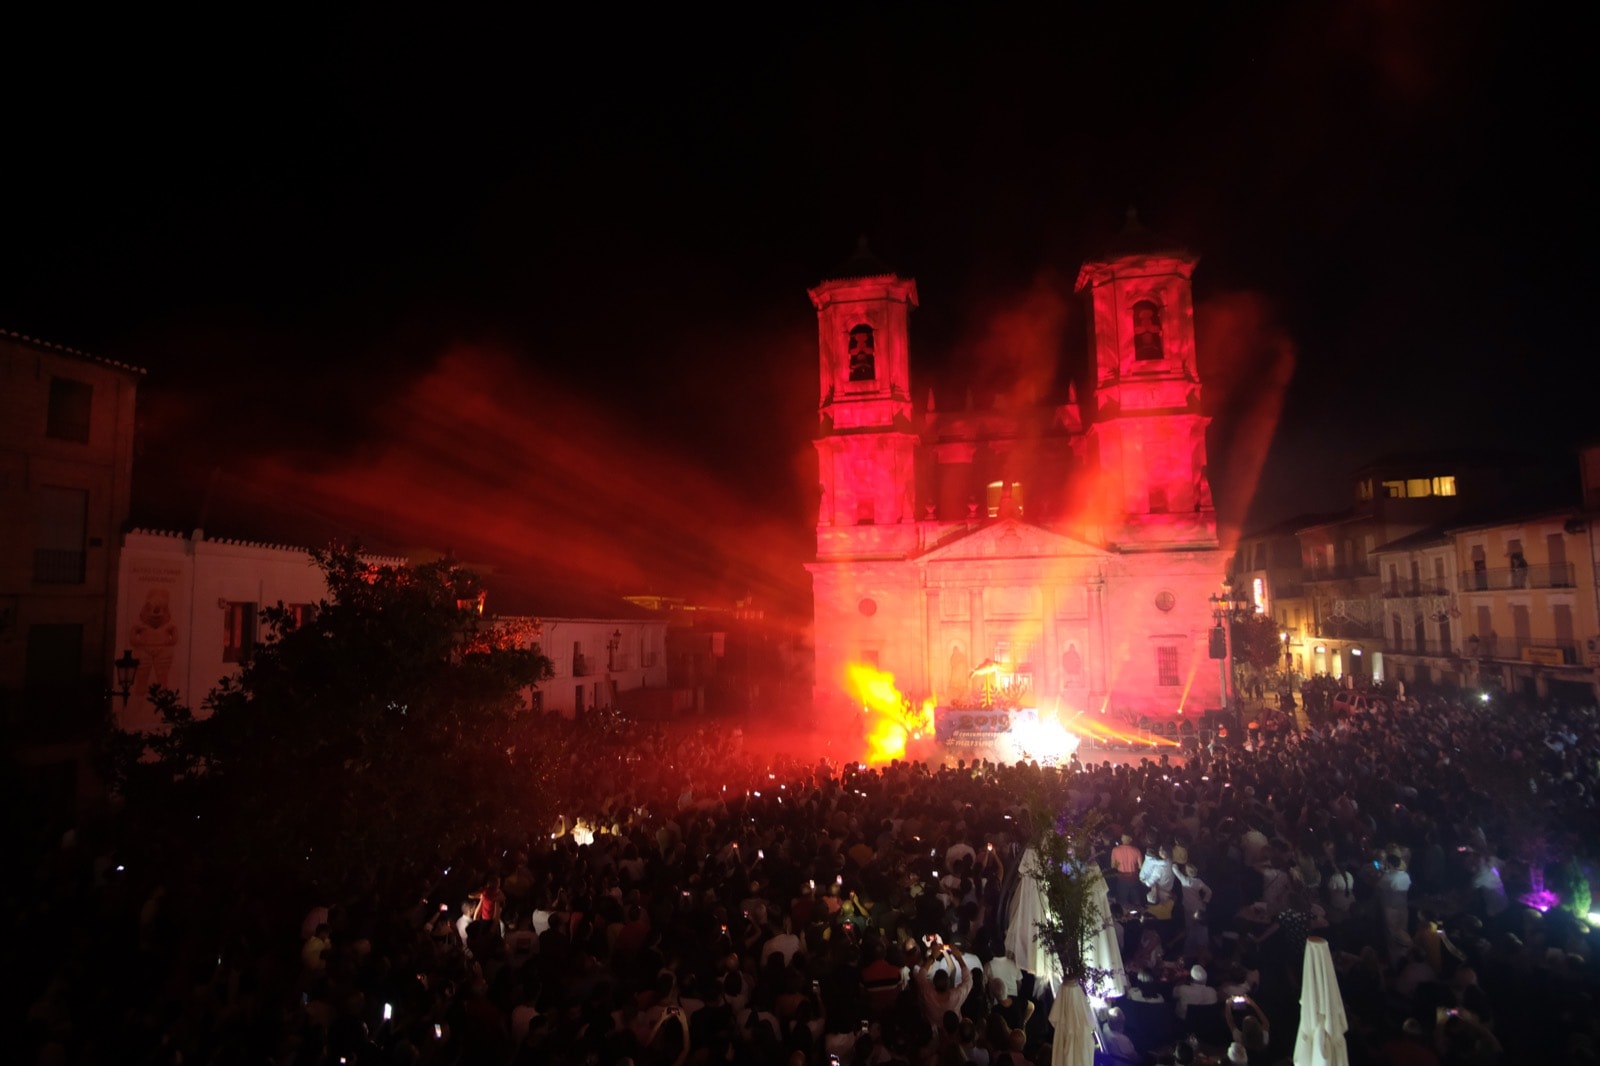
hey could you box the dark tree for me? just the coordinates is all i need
[113,547,553,893]
[1230,613,1284,674]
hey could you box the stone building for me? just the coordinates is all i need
[807,227,1227,723]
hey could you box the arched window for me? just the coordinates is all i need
[847,324,876,381]
[1132,300,1164,361]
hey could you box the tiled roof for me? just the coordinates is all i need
[1,328,146,375]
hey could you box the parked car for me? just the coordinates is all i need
[1331,691,1387,717]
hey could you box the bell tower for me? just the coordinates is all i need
[810,241,920,540]
[1077,212,1217,549]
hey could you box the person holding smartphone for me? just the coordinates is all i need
[1223,994,1270,1061]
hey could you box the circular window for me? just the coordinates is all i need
[1155,590,1176,612]
[858,598,878,616]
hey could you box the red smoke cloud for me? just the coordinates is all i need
[1195,291,1297,551]
[239,344,814,611]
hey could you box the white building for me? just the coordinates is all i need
[115,529,672,730]
[115,529,408,731]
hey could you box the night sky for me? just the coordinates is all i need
[3,5,1589,607]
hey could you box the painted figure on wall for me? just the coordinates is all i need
[129,588,179,704]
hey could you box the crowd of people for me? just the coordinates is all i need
[17,686,1600,1065]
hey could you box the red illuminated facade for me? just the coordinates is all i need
[807,230,1226,721]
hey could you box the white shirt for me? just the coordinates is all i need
[1377,868,1411,912]
[1174,982,1219,1018]
[1471,863,1508,916]
[761,932,801,967]
[986,955,1021,997]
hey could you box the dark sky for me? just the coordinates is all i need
[3,4,1590,604]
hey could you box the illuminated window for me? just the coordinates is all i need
[1406,478,1431,497]
[46,377,93,442]
[1252,577,1267,614]
[1357,479,1373,501]
[286,603,318,631]
[1132,300,1164,360]
[847,324,876,382]
[1382,480,1405,498]
[1432,476,1456,496]
[223,601,258,664]
[1156,645,1180,686]
[985,481,1023,518]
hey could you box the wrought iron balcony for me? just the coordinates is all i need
[1385,638,1457,658]
[1383,580,1453,598]
[1304,562,1378,582]
[1463,635,1581,665]
[1458,563,1576,592]
[33,548,86,584]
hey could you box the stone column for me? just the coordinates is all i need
[970,587,986,668]
[1042,585,1059,698]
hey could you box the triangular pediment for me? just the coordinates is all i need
[916,519,1109,565]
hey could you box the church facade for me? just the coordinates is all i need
[806,230,1227,723]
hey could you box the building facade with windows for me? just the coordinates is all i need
[807,229,1226,723]
[116,531,673,729]
[1450,509,1599,704]
[1370,529,1462,687]
[115,529,408,732]
[1,331,143,744]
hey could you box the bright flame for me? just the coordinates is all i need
[846,662,934,764]
[1007,715,1080,766]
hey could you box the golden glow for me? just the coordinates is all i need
[1063,710,1180,748]
[845,662,935,765]
[1007,713,1080,763]
[985,481,1024,518]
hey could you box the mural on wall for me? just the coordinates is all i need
[126,559,184,716]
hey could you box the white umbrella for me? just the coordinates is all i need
[1085,867,1128,1001]
[1049,980,1097,1066]
[1294,936,1349,1066]
[1006,847,1060,991]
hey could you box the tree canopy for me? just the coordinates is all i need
[1230,612,1284,673]
[112,548,553,893]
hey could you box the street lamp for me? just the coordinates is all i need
[1208,589,1235,710]
[110,648,140,705]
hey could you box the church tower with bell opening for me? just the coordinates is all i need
[806,222,1227,728]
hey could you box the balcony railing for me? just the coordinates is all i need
[1304,562,1378,582]
[1458,563,1576,592]
[33,548,86,584]
[1383,581,1453,599]
[1386,638,1457,658]
[1464,635,1582,665]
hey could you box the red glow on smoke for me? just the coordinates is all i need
[1195,291,1297,551]
[240,345,813,610]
